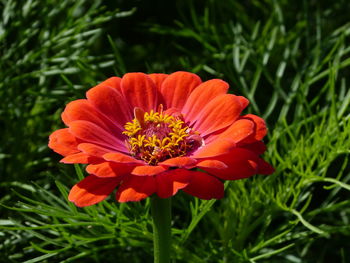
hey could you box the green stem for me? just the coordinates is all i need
[151,196,172,263]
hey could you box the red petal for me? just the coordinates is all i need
[103,152,144,164]
[68,120,127,153]
[240,114,267,142]
[206,119,254,144]
[94,76,122,91]
[116,175,156,202]
[60,152,98,164]
[121,73,158,112]
[203,148,259,180]
[148,73,169,92]
[86,86,132,130]
[131,165,167,176]
[237,96,249,109]
[240,141,267,155]
[156,169,191,198]
[182,172,224,200]
[192,139,236,158]
[192,94,243,137]
[78,143,111,158]
[68,175,121,207]
[86,162,133,178]
[257,158,275,174]
[160,71,202,110]
[196,160,227,169]
[48,128,79,156]
[61,99,119,135]
[182,79,228,124]
[158,157,197,168]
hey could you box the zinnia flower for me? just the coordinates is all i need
[49,71,274,207]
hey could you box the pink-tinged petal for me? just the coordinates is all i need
[257,158,275,174]
[196,160,227,169]
[68,175,121,207]
[192,94,243,137]
[160,71,202,110]
[240,141,267,155]
[182,79,229,124]
[131,165,167,176]
[116,175,156,202]
[48,128,79,156]
[206,119,254,144]
[86,86,132,130]
[238,96,249,109]
[103,152,145,164]
[192,139,236,158]
[240,114,267,142]
[86,162,133,177]
[121,73,158,112]
[159,157,197,168]
[94,76,122,91]
[77,143,111,158]
[68,120,128,153]
[182,172,224,200]
[203,148,259,180]
[60,152,101,164]
[61,100,119,135]
[156,169,191,198]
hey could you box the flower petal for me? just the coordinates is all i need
[68,120,128,153]
[61,99,119,135]
[116,175,156,202]
[77,143,111,158]
[121,73,158,112]
[158,157,197,168]
[238,96,249,109]
[94,76,122,91]
[192,94,243,137]
[203,148,259,180]
[48,128,79,156]
[196,160,228,169]
[68,175,121,207]
[148,73,169,92]
[131,165,167,176]
[240,114,267,142]
[182,79,229,124]
[86,162,133,177]
[240,141,267,155]
[103,152,145,164]
[60,152,99,164]
[156,169,191,198]
[182,172,224,200]
[86,86,132,130]
[160,71,202,110]
[257,158,275,174]
[192,139,236,158]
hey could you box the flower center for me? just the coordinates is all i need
[123,107,202,165]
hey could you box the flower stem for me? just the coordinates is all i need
[151,196,171,263]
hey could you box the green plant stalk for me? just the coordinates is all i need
[151,196,172,263]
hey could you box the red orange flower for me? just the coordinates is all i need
[49,71,274,207]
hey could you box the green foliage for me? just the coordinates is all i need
[1,0,349,262]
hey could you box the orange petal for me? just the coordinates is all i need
[60,152,100,164]
[206,119,254,144]
[78,143,111,158]
[240,114,267,142]
[48,128,79,156]
[203,148,259,180]
[68,175,121,207]
[116,175,156,202]
[86,86,132,130]
[121,73,158,112]
[69,120,127,153]
[196,160,227,169]
[86,162,133,177]
[160,71,202,110]
[131,165,167,176]
[192,94,243,137]
[155,169,191,198]
[93,76,122,91]
[182,79,229,124]
[182,172,224,200]
[61,100,119,135]
[192,139,236,158]
[158,157,197,168]
[103,152,144,164]
[237,96,249,109]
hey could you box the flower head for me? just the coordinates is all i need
[49,71,274,207]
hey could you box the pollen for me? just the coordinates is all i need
[123,107,202,165]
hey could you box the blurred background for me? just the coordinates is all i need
[1,0,350,262]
